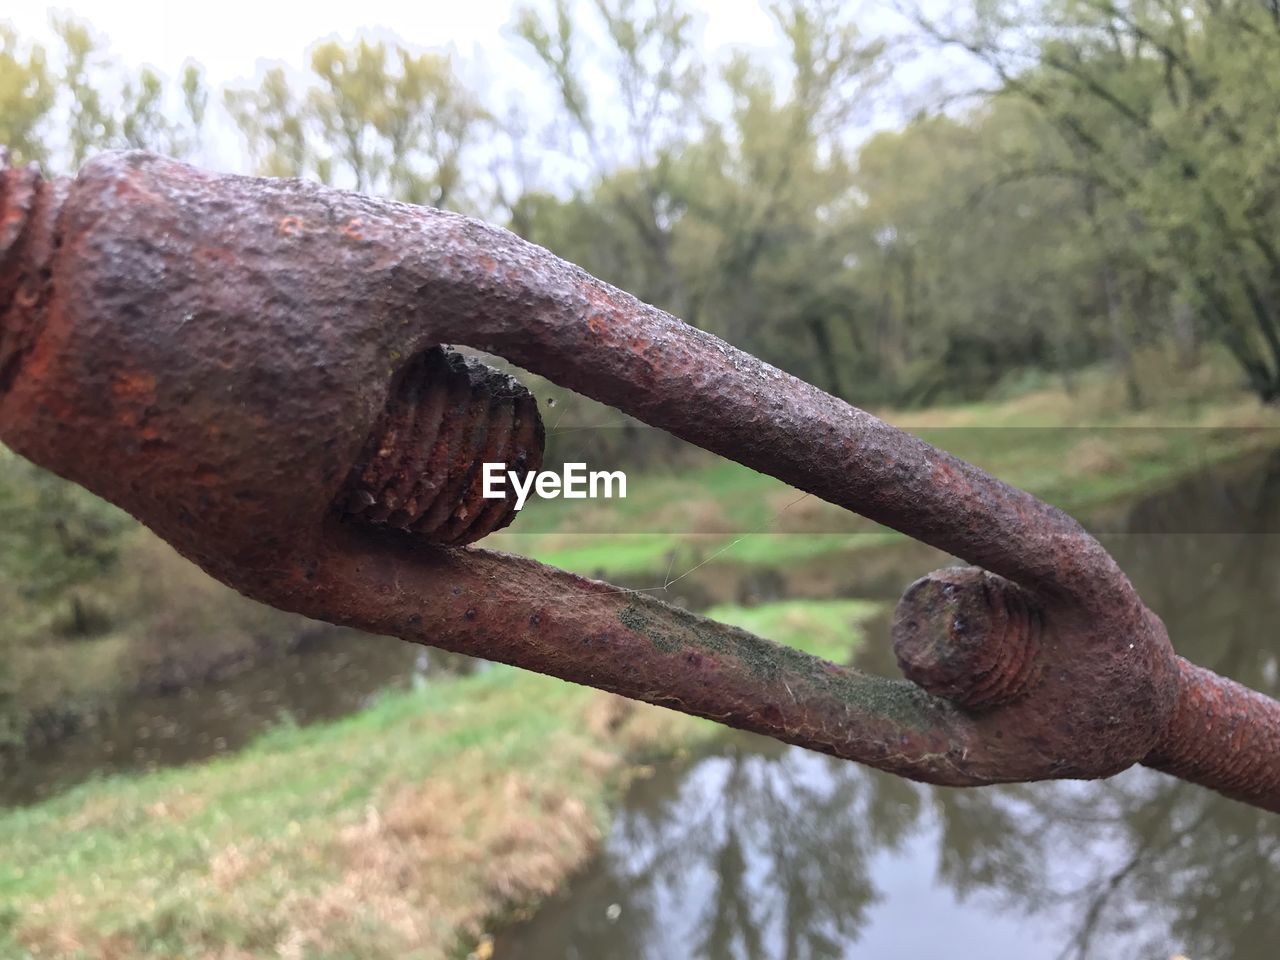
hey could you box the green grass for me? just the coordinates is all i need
[0,599,879,960]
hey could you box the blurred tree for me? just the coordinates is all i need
[0,24,55,166]
[226,38,489,208]
[225,67,309,178]
[513,0,887,401]
[53,16,207,167]
[846,101,1156,405]
[180,63,208,147]
[120,67,172,150]
[515,0,704,316]
[0,451,130,638]
[674,0,885,393]
[913,0,1280,401]
[55,16,116,167]
[6,3,1280,457]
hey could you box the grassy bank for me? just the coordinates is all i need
[0,599,879,960]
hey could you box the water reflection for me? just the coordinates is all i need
[498,451,1280,959]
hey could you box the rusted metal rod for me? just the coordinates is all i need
[1,149,1278,811]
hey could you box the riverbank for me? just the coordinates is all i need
[0,527,363,762]
[0,599,880,959]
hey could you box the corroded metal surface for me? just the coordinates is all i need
[1146,658,1280,811]
[892,567,1043,711]
[0,149,1277,811]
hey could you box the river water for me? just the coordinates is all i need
[5,450,1280,958]
[495,451,1280,960]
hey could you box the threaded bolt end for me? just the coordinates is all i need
[891,566,1043,710]
[341,346,545,547]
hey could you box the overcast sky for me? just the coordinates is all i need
[7,2,966,178]
[8,1,821,174]
[10,0,788,90]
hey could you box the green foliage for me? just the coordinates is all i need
[512,0,888,404]
[508,0,1280,407]
[6,2,1280,407]
[0,15,209,172]
[55,15,116,167]
[0,23,55,165]
[224,67,308,178]
[848,104,1125,404]
[56,16,207,167]
[226,38,489,207]
[0,447,130,637]
[913,0,1280,401]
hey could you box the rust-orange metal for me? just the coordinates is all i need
[1,148,1277,812]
